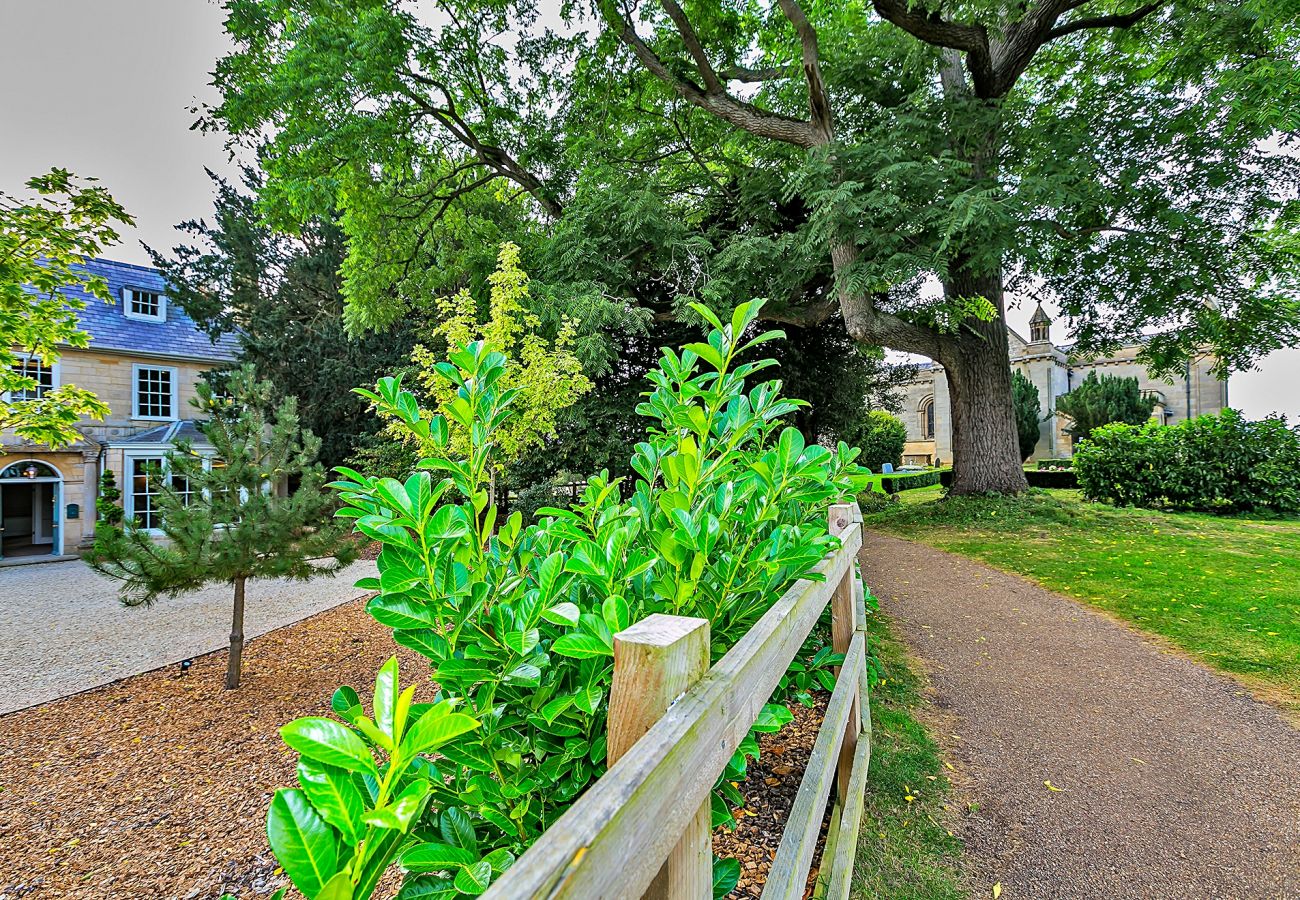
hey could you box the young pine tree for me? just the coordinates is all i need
[89,366,357,688]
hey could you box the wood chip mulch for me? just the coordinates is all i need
[1,586,830,900]
[0,596,426,900]
[713,695,830,899]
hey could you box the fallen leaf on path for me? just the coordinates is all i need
[1043,780,1065,792]
[993,882,1003,898]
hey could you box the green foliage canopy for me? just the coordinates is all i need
[152,170,420,469]
[208,0,1300,408]
[0,169,130,446]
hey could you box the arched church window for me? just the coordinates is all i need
[920,398,935,439]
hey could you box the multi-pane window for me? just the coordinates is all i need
[124,287,165,321]
[921,398,936,439]
[134,366,175,419]
[9,358,54,401]
[171,473,195,507]
[131,457,164,529]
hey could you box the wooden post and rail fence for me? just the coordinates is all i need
[483,501,871,899]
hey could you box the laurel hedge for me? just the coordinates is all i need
[1073,410,1300,514]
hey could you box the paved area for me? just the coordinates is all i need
[861,531,1300,900]
[0,557,379,715]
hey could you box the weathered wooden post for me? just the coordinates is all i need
[607,613,713,899]
[828,503,860,807]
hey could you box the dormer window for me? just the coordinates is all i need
[124,287,167,322]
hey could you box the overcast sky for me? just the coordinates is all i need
[2,0,1296,417]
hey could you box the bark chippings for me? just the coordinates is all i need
[0,596,423,899]
[862,532,1300,899]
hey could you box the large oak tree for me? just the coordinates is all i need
[210,0,1300,492]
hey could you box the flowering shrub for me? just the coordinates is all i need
[1074,409,1300,513]
[265,300,867,898]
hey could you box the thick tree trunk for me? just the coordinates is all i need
[941,271,1029,495]
[226,575,246,690]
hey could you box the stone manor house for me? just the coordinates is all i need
[901,304,1229,466]
[1,258,237,562]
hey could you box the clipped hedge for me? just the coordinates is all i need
[1025,468,1077,489]
[879,470,942,494]
[936,468,1076,490]
[1074,409,1300,514]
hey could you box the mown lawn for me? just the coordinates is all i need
[863,488,1300,714]
[853,608,965,899]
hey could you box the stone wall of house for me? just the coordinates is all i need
[56,349,213,442]
[885,338,1226,466]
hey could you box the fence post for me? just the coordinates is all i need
[608,613,712,900]
[828,503,860,808]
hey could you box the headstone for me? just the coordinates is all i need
[881,463,894,474]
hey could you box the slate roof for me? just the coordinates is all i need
[45,257,239,363]
[110,420,212,447]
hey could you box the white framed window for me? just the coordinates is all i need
[128,455,166,530]
[122,453,225,531]
[5,355,59,402]
[132,364,178,420]
[123,287,167,322]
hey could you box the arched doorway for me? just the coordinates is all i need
[0,459,63,559]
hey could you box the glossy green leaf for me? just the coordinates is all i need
[540,602,580,626]
[296,758,365,846]
[454,860,493,896]
[281,718,378,776]
[399,706,480,758]
[374,656,400,740]
[401,840,478,872]
[266,788,338,898]
[362,778,429,833]
[712,856,741,899]
[440,807,478,854]
[601,594,630,633]
[552,633,613,659]
[317,870,354,900]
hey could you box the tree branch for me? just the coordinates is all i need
[776,0,833,139]
[871,0,997,96]
[1046,1,1166,39]
[398,72,564,218]
[602,1,822,148]
[659,0,724,92]
[719,63,797,82]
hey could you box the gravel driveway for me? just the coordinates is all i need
[862,531,1300,900]
[0,557,379,715]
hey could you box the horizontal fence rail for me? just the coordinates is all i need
[483,502,871,900]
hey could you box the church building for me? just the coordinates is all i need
[900,304,1229,466]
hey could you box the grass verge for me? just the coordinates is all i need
[852,606,966,899]
[864,487,1300,715]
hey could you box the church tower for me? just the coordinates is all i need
[1029,302,1051,343]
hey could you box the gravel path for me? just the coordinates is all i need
[0,557,379,715]
[861,531,1300,900]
